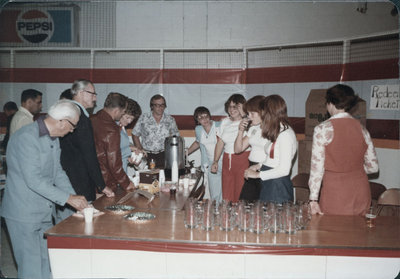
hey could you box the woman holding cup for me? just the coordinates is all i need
[244,95,297,203]
[211,94,249,202]
[234,95,270,201]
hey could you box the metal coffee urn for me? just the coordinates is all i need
[164,135,185,179]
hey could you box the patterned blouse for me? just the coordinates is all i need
[132,112,179,152]
[308,112,379,200]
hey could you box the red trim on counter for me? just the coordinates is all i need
[47,235,400,258]
[0,59,397,83]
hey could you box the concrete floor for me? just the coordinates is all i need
[1,221,17,278]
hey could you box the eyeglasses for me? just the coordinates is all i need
[84,90,97,96]
[152,103,166,108]
[228,105,239,110]
[197,114,210,121]
[64,119,77,129]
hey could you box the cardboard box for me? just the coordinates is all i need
[305,89,366,140]
[139,169,160,184]
[298,139,313,174]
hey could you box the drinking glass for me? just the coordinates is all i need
[220,202,235,231]
[365,205,377,228]
[283,206,297,234]
[201,200,214,231]
[252,203,265,234]
[184,198,198,229]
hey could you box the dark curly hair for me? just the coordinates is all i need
[224,94,246,115]
[125,98,142,120]
[326,84,359,112]
[193,106,211,125]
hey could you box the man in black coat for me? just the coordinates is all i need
[58,79,114,220]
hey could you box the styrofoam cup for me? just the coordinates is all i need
[83,207,94,223]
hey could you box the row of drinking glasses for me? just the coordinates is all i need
[184,199,312,234]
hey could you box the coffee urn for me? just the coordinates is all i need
[164,135,185,179]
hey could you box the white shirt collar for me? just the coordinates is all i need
[18,106,33,118]
[72,100,89,117]
[330,112,351,119]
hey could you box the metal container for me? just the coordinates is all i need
[164,135,185,170]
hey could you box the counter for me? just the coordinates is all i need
[46,188,400,278]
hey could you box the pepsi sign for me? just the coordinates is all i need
[16,10,55,44]
[0,7,76,46]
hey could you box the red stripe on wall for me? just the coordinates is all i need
[0,59,397,83]
[47,236,400,257]
[246,64,344,83]
[162,69,243,84]
[343,59,399,81]
[92,69,161,84]
[0,68,92,83]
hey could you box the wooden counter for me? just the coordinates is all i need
[46,188,400,279]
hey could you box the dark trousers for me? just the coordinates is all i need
[239,160,262,202]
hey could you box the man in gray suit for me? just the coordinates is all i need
[1,100,89,279]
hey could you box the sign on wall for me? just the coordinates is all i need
[0,6,78,47]
[370,85,400,110]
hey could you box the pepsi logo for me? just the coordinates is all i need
[16,9,54,44]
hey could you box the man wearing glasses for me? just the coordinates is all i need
[58,79,114,221]
[132,94,179,168]
[1,100,89,278]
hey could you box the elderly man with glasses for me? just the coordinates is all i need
[132,94,179,168]
[58,79,114,221]
[1,100,89,279]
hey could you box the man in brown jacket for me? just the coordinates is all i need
[91,92,135,192]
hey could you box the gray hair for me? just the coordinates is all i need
[48,100,80,120]
[71,79,93,95]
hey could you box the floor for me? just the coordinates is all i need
[1,220,17,278]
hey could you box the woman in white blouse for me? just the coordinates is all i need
[234,95,270,201]
[211,94,249,202]
[244,95,297,203]
[308,84,379,216]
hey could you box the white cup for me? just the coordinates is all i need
[83,207,94,223]
[183,177,190,188]
[132,176,140,187]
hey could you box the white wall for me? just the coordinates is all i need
[116,1,397,48]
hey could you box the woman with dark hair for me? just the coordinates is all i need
[308,84,378,216]
[234,95,270,201]
[244,95,297,203]
[119,98,142,172]
[187,106,222,202]
[211,94,249,202]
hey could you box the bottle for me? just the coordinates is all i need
[149,159,156,169]
[171,161,179,183]
[159,169,165,185]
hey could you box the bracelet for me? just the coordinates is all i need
[309,200,318,203]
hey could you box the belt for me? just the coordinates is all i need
[145,150,164,155]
